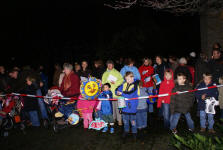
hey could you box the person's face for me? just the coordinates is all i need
[75,65,80,71]
[177,76,186,85]
[213,50,221,60]
[125,75,134,83]
[9,71,18,79]
[219,78,223,84]
[0,66,5,74]
[94,63,99,68]
[165,72,172,80]
[204,76,212,85]
[63,68,71,75]
[26,79,32,86]
[107,63,114,70]
[103,85,110,91]
[144,59,149,66]
[156,57,162,65]
[82,61,88,69]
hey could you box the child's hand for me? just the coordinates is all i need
[117,91,122,96]
[202,94,206,100]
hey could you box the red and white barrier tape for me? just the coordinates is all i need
[0,85,223,101]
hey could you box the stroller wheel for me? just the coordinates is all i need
[53,124,58,133]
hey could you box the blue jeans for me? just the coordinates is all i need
[220,109,223,119]
[122,114,137,134]
[136,110,147,129]
[28,111,40,127]
[170,112,194,130]
[37,89,48,120]
[161,103,170,128]
[146,87,154,113]
[200,111,214,129]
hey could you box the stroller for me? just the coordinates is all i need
[0,95,25,137]
[44,88,80,133]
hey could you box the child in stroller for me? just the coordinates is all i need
[0,95,25,136]
[44,87,80,132]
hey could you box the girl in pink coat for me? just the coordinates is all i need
[77,95,97,129]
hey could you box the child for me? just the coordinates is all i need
[77,95,97,130]
[219,76,223,122]
[116,71,139,140]
[157,69,175,129]
[136,81,148,137]
[22,76,40,127]
[195,73,219,133]
[97,83,114,133]
[170,73,195,134]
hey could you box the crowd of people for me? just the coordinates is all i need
[0,42,223,141]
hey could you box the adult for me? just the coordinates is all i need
[174,57,192,84]
[154,55,169,81]
[74,62,81,77]
[60,63,80,97]
[53,63,62,87]
[194,53,210,86]
[120,58,141,80]
[7,69,20,92]
[102,60,124,126]
[168,56,178,73]
[209,43,223,84]
[91,59,105,80]
[80,61,91,80]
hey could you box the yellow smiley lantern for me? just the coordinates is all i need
[80,77,102,100]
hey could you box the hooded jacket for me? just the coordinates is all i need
[115,80,139,114]
[98,90,113,115]
[157,69,175,108]
[138,65,154,88]
[120,65,141,80]
[195,82,219,111]
[170,83,194,114]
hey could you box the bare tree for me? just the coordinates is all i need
[104,0,223,14]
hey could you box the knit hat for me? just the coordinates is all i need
[190,52,196,58]
[179,57,187,65]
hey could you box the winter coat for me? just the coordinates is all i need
[195,82,219,111]
[120,65,141,80]
[209,58,223,84]
[194,58,210,86]
[102,68,124,98]
[174,65,192,83]
[23,83,39,111]
[154,63,168,81]
[60,72,80,97]
[79,69,92,78]
[116,80,139,114]
[137,87,148,110]
[170,84,194,114]
[138,65,154,88]
[98,90,113,115]
[77,95,97,114]
[218,87,223,109]
[53,68,62,87]
[91,67,105,80]
[157,70,175,108]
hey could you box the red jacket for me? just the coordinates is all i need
[60,72,80,97]
[157,69,175,108]
[138,65,154,88]
[187,66,195,85]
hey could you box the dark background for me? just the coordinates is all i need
[0,1,200,69]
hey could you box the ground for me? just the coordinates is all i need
[1,106,223,150]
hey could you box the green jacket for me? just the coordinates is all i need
[102,68,124,98]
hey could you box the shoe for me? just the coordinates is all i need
[200,128,206,132]
[102,127,108,133]
[171,128,177,134]
[110,127,114,134]
[208,129,216,134]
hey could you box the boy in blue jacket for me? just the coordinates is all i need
[98,83,114,133]
[116,71,139,141]
[195,73,219,133]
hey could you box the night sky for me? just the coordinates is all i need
[0,1,200,68]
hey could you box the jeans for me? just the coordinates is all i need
[37,89,48,120]
[28,111,40,127]
[161,103,170,128]
[82,113,93,128]
[122,114,137,133]
[220,109,223,119]
[136,110,147,129]
[200,110,214,129]
[146,87,154,113]
[58,104,74,119]
[170,112,194,130]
